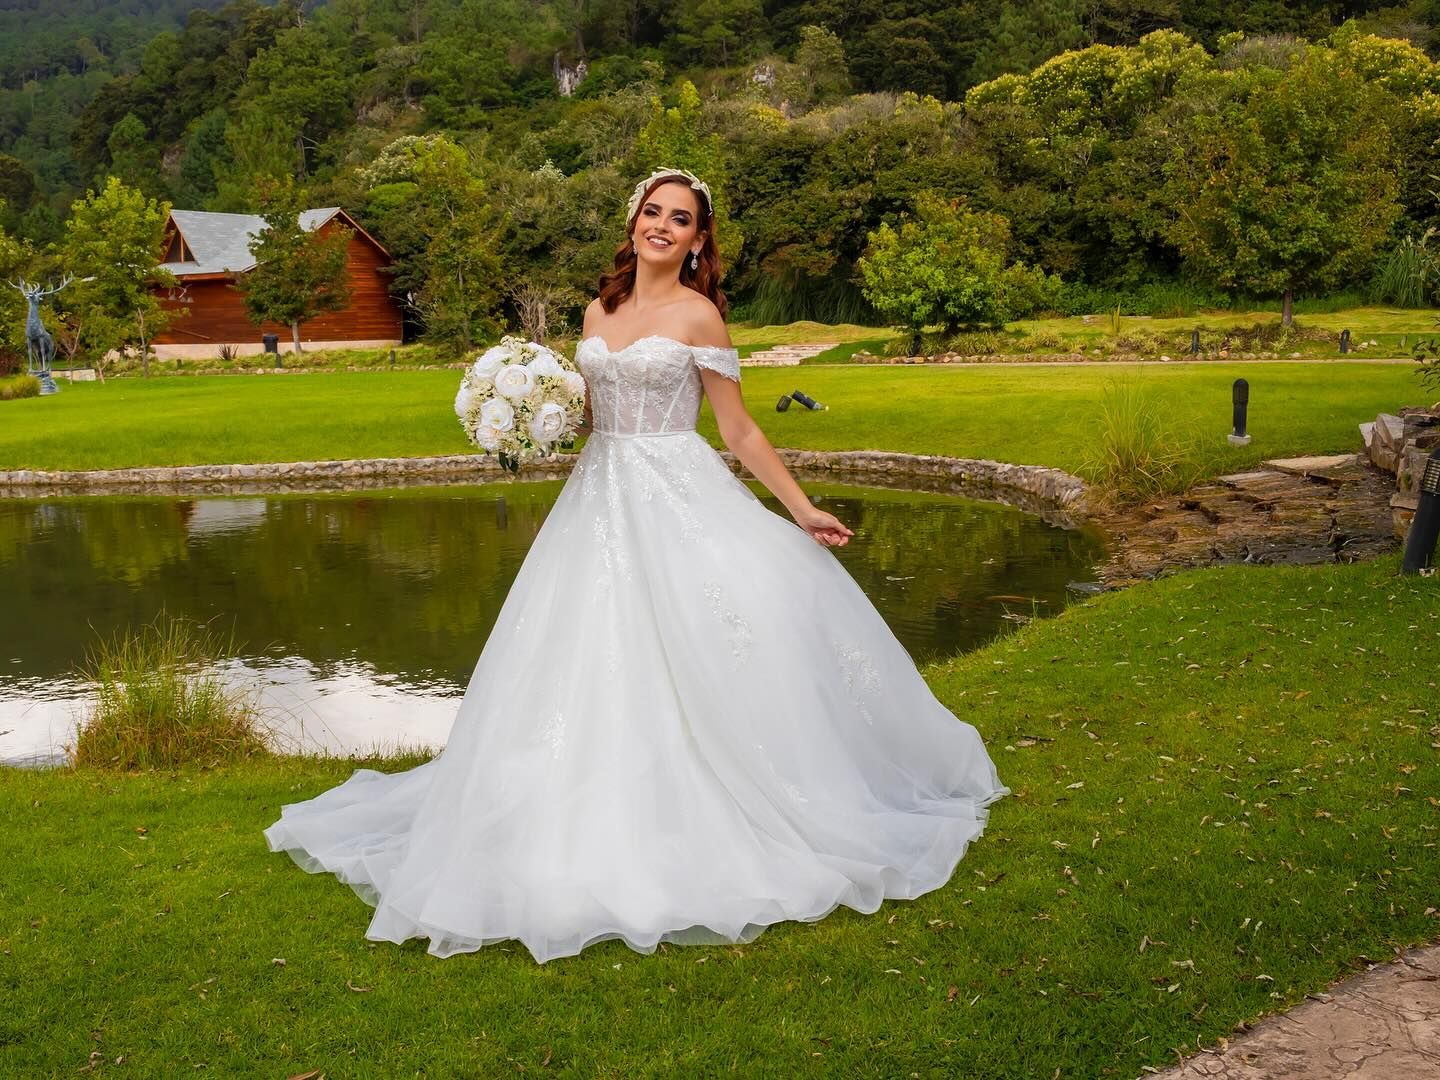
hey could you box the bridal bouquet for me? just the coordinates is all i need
[455,336,587,472]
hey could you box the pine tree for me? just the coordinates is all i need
[971,0,1088,84]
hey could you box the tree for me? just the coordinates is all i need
[1163,50,1402,325]
[0,201,38,369]
[234,189,353,356]
[360,135,504,351]
[666,0,767,66]
[105,112,163,196]
[857,194,1013,347]
[0,154,39,233]
[793,24,851,105]
[57,176,175,377]
[971,1,1089,84]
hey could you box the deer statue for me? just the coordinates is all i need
[6,274,73,394]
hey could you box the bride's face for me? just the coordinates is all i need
[631,182,704,270]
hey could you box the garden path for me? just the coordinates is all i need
[1151,940,1440,1079]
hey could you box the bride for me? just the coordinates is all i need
[263,167,1010,963]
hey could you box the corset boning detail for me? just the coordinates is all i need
[577,336,736,436]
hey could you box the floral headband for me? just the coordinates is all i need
[625,167,713,225]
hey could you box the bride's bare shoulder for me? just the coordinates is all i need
[582,298,605,335]
[680,294,731,349]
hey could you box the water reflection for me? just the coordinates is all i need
[0,481,1105,764]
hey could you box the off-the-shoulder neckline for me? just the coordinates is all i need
[577,334,736,356]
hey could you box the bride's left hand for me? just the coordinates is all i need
[792,505,854,547]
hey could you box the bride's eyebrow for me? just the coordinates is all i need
[644,202,691,220]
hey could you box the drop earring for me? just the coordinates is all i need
[689,251,699,271]
[631,240,637,254]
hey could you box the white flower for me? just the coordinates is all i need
[472,425,501,450]
[494,363,537,401]
[479,398,515,432]
[526,351,565,378]
[560,369,586,399]
[528,402,568,443]
[454,382,477,419]
[470,346,509,379]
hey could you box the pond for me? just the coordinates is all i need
[0,476,1106,765]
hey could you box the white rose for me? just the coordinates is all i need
[454,382,476,419]
[526,351,565,378]
[494,363,537,401]
[470,345,509,379]
[473,425,501,451]
[528,402,568,443]
[479,397,515,432]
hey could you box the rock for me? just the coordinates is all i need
[1217,470,1284,487]
[1262,454,1359,478]
[1397,445,1436,498]
[1391,492,1419,540]
[1375,413,1407,450]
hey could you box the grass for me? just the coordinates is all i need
[3,555,1436,1076]
[0,362,1420,477]
[72,613,274,771]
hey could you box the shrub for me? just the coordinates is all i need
[858,194,1011,342]
[1079,377,1209,503]
[1369,230,1440,307]
[1014,330,1066,352]
[941,330,1003,355]
[0,373,40,400]
[1055,280,1231,317]
[996,262,1064,320]
[71,613,275,770]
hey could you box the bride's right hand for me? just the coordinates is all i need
[791,505,853,547]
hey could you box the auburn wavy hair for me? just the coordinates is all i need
[597,174,728,318]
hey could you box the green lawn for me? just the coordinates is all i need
[5,555,1437,1076]
[0,361,1420,475]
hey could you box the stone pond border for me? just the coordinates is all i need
[0,449,1091,518]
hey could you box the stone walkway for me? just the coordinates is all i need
[1096,453,1397,587]
[1151,941,1440,1079]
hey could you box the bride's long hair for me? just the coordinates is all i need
[597,174,728,318]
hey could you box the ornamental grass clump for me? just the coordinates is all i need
[72,614,273,770]
[0,373,41,400]
[1081,376,1209,504]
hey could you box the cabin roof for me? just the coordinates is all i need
[160,207,386,276]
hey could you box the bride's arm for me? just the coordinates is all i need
[693,319,852,548]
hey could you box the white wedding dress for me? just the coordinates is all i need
[263,334,1010,962]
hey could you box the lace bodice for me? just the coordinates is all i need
[576,335,740,436]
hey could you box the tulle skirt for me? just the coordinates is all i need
[263,430,1010,962]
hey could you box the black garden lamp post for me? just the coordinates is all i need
[1227,378,1251,446]
[1401,447,1440,574]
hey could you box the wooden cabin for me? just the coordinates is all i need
[151,207,404,358]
